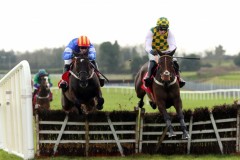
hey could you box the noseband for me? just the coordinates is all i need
[69,70,94,80]
[70,57,95,81]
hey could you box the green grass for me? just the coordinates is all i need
[1,150,240,160]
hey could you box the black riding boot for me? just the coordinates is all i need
[144,60,157,87]
[91,60,105,87]
[173,60,186,88]
[59,64,70,91]
[63,64,70,73]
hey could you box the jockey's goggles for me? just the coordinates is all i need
[80,46,88,49]
[158,26,168,31]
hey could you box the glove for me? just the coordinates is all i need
[150,50,158,56]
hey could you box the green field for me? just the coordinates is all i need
[1,151,240,160]
[1,74,240,160]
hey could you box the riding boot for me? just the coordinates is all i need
[91,60,105,87]
[173,60,186,88]
[59,64,70,90]
[144,60,157,87]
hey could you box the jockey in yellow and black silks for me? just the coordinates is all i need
[144,17,185,88]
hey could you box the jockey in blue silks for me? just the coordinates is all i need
[58,35,104,91]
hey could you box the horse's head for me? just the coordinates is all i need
[37,75,51,99]
[156,49,176,87]
[72,53,94,88]
[40,75,50,91]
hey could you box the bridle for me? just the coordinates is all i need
[70,57,95,80]
[153,55,177,87]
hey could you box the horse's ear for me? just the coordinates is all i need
[167,48,177,56]
[171,48,177,55]
[72,51,77,57]
[156,49,164,56]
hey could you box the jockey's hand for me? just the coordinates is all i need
[150,50,158,56]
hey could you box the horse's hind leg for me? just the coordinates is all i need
[137,97,144,108]
[135,73,146,108]
[136,90,145,108]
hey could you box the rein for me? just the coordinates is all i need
[69,69,95,80]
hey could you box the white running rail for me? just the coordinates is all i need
[0,60,34,159]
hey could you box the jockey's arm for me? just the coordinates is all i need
[145,30,154,54]
[88,44,96,61]
[62,47,73,65]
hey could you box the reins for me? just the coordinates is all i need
[69,69,95,80]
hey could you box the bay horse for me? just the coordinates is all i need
[61,52,104,115]
[135,49,189,139]
[33,75,51,112]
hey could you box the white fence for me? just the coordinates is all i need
[101,86,240,100]
[0,60,34,159]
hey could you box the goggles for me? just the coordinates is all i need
[80,46,88,49]
[158,26,168,31]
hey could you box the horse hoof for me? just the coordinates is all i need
[98,98,104,106]
[182,133,190,139]
[149,101,156,110]
[168,132,176,138]
[138,101,144,108]
[96,105,103,110]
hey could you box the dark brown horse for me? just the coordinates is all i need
[61,53,104,115]
[135,49,189,139]
[33,75,51,112]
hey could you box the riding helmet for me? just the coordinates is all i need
[78,35,90,47]
[156,17,169,30]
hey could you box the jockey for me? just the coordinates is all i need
[144,17,186,88]
[32,69,53,101]
[58,35,104,91]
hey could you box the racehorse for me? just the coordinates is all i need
[61,52,104,115]
[135,49,189,139]
[33,75,51,112]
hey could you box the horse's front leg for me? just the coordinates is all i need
[96,88,104,110]
[173,98,190,139]
[157,102,176,138]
